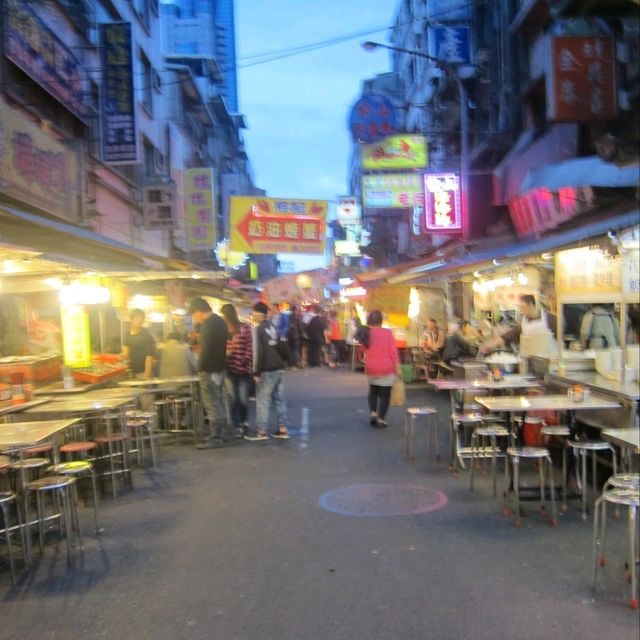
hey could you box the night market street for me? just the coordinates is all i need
[2,367,638,640]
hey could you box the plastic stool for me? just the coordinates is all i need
[25,475,82,565]
[49,461,100,534]
[506,446,557,527]
[592,487,639,609]
[404,407,439,461]
[0,492,26,584]
[569,440,618,521]
[469,424,510,496]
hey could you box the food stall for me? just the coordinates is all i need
[544,242,640,429]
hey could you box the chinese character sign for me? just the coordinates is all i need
[547,36,617,122]
[185,168,216,251]
[143,183,177,230]
[362,174,425,208]
[101,23,137,163]
[230,197,327,255]
[337,196,361,226]
[5,0,87,121]
[555,247,621,295]
[424,173,462,233]
[348,94,399,143]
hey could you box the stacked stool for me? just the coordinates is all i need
[592,475,639,609]
[126,410,160,468]
[469,423,510,496]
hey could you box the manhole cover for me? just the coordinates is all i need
[318,483,448,517]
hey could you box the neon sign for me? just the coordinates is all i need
[424,173,462,233]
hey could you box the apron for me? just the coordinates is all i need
[521,310,548,336]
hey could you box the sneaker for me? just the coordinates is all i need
[271,426,290,440]
[369,412,378,426]
[244,430,269,442]
[196,437,224,449]
[234,427,245,439]
[375,419,389,428]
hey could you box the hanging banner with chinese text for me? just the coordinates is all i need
[547,36,617,122]
[185,168,216,251]
[229,197,327,255]
[424,173,462,233]
[101,23,137,163]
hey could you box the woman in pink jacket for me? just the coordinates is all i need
[363,310,401,427]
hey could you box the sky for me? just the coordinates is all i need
[234,0,400,270]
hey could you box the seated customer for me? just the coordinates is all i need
[422,318,445,357]
[442,322,478,364]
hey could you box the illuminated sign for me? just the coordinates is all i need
[337,196,361,226]
[361,135,427,170]
[547,36,617,123]
[362,173,424,208]
[230,197,327,255]
[334,240,361,257]
[340,286,367,298]
[61,306,91,368]
[424,173,462,233]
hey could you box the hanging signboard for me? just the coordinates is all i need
[547,36,617,122]
[143,183,177,230]
[101,22,137,164]
[348,93,399,143]
[61,306,91,368]
[361,135,427,170]
[362,173,424,208]
[424,173,462,233]
[229,196,327,255]
[4,0,87,121]
[336,196,361,226]
[185,168,216,251]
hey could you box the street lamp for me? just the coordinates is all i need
[361,40,470,240]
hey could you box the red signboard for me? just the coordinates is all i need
[424,173,462,233]
[547,36,617,122]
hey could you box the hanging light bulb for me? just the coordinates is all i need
[517,271,528,285]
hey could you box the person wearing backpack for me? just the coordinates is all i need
[579,304,620,349]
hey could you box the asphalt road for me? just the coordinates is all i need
[2,367,638,640]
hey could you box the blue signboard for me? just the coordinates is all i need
[433,27,471,64]
[348,93,400,144]
[4,0,87,121]
[100,23,137,164]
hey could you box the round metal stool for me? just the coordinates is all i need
[0,491,26,584]
[8,457,50,494]
[49,461,100,534]
[166,396,195,444]
[569,440,618,521]
[450,408,485,472]
[470,424,510,496]
[541,424,570,511]
[592,487,639,609]
[25,475,82,565]
[126,415,160,469]
[405,407,439,461]
[505,446,557,527]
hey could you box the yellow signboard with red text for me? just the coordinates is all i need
[229,196,327,255]
[185,168,216,251]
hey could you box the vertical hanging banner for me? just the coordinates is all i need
[229,197,327,255]
[424,173,462,233]
[547,36,617,122]
[60,306,91,368]
[101,23,137,163]
[185,168,216,251]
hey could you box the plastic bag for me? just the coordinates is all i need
[390,379,405,406]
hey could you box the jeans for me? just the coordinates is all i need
[198,371,229,440]
[256,370,288,432]
[368,384,391,420]
[226,372,251,427]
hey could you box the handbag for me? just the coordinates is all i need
[390,378,405,406]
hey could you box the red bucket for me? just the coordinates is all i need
[523,416,544,446]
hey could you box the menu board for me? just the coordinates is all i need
[555,247,621,295]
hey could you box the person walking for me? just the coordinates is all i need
[247,302,289,441]
[363,310,401,428]
[221,303,253,439]
[188,297,229,449]
[286,304,304,369]
[307,305,327,367]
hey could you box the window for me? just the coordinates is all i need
[140,52,153,114]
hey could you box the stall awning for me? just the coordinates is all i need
[0,205,192,273]
[371,209,640,285]
[521,156,640,192]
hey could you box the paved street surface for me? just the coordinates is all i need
[2,367,639,639]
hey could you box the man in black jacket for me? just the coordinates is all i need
[188,297,229,448]
[247,302,289,441]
